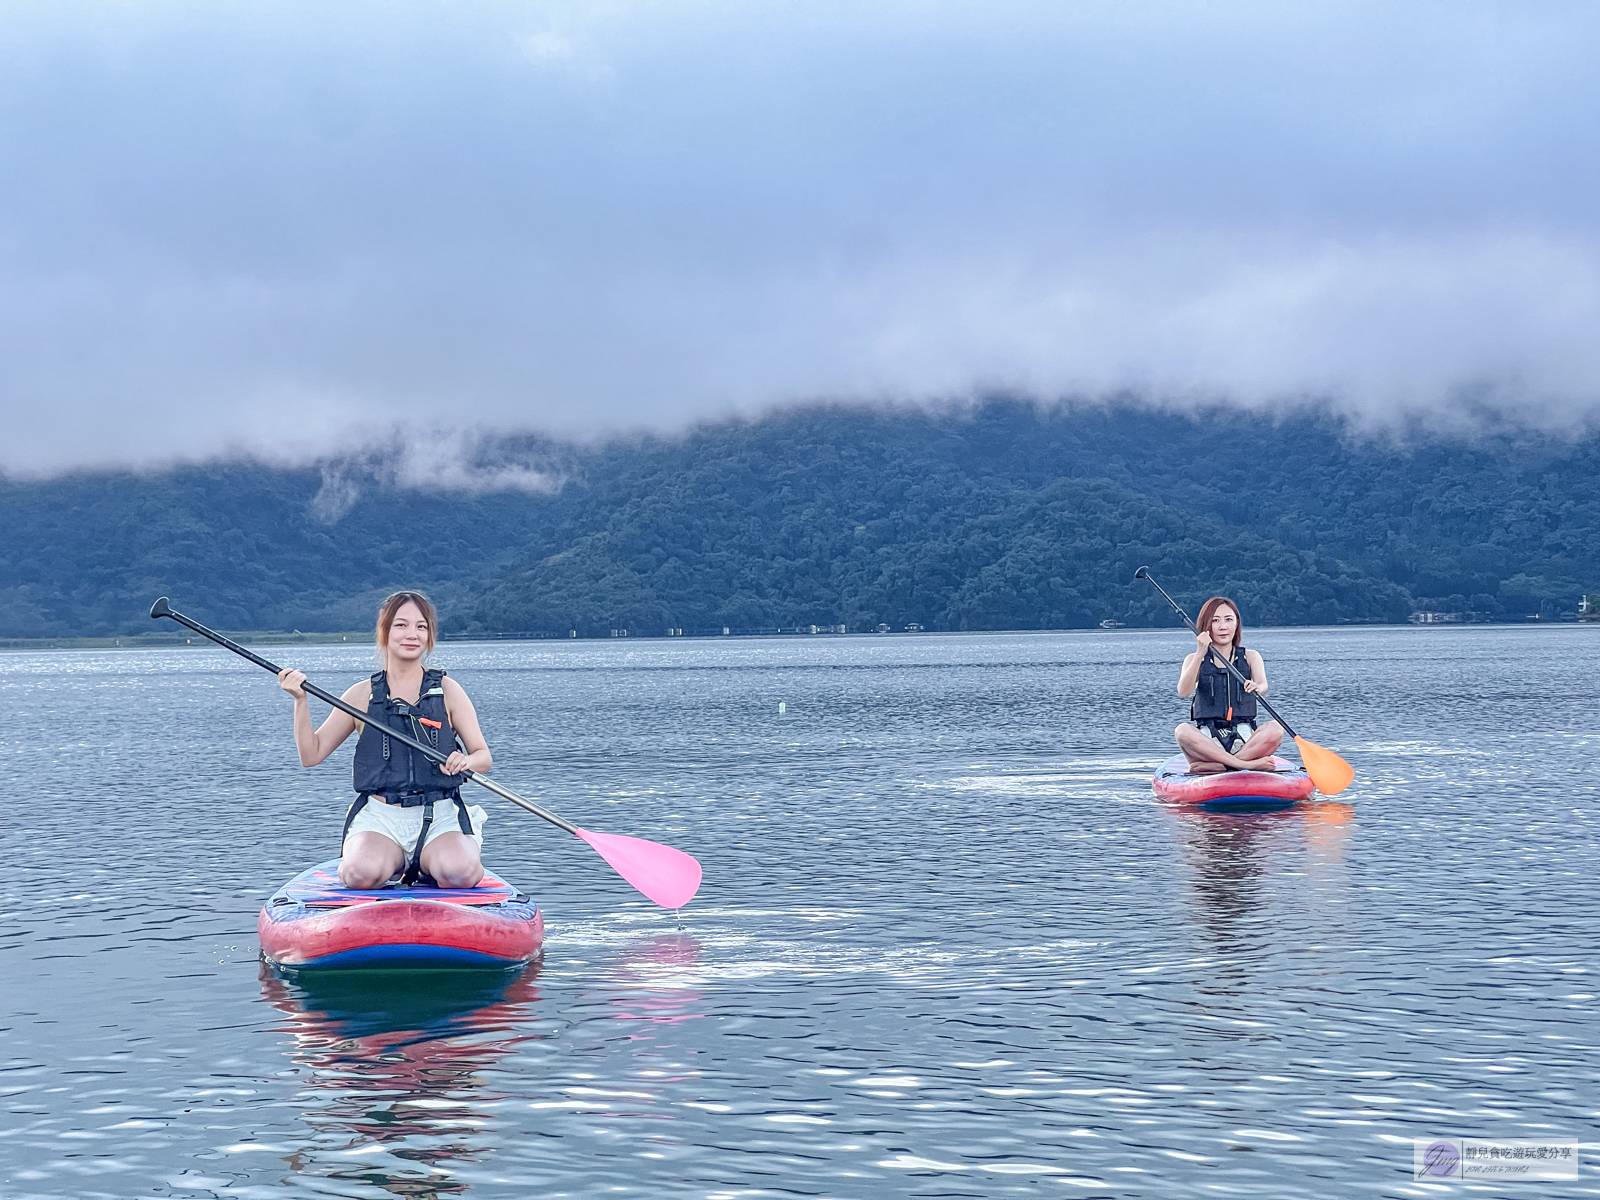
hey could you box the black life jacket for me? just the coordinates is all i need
[1191,645,1257,724]
[352,668,467,803]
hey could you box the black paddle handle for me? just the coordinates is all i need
[149,596,579,834]
[1132,568,1299,739]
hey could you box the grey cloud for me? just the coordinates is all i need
[3,0,1599,472]
[309,426,568,522]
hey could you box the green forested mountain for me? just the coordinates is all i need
[2,402,1596,638]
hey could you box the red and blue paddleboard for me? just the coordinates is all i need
[259,860,543,971]
[1151,754,1315,810]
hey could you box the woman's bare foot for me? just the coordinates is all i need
[1238,756,1277,772]
[1185,761,1228,775]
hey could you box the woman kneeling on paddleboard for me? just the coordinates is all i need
[277,590,492,890]
[1175,596,1283,773]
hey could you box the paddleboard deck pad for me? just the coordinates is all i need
[259,860,543,971]
[1151,754,1315,808]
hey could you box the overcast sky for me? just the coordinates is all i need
[2,1,1597,472]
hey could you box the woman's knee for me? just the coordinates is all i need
[339,834,401,888]
[422,835,484,888]
[428,856,484,888]
[434,864,485,889]
[339,860,394,889]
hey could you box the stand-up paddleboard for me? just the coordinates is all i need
[1151,754,1315,809]
[259,860,543,971]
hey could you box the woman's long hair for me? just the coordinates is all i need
[375,590,439,665]
[1195,596,1244,653]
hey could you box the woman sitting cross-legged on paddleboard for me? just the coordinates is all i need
[276,590,492,890]
[1175,596,1284,774]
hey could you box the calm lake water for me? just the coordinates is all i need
[3,626,1596,1199]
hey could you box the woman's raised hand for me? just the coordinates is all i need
[1194,631,1213,656]
[277,667,308,700]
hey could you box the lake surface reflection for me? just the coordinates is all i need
[260,966,546,1196]
[3,626,1596,1198]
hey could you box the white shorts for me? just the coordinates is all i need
[342,795,489,858]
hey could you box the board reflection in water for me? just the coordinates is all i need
[261,965,544,1197]
[1169,802,1355,1001]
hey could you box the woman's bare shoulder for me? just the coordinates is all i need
[341,678,373,709]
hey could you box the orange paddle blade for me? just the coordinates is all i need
[1295,736,1354,795]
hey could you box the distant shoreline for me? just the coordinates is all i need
[4,620,1590,653]
[0,631,372,651]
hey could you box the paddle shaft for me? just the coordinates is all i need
[1134,570,1301,740]
[150,599,579,835]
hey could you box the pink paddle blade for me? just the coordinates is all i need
[576,828,703,909]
